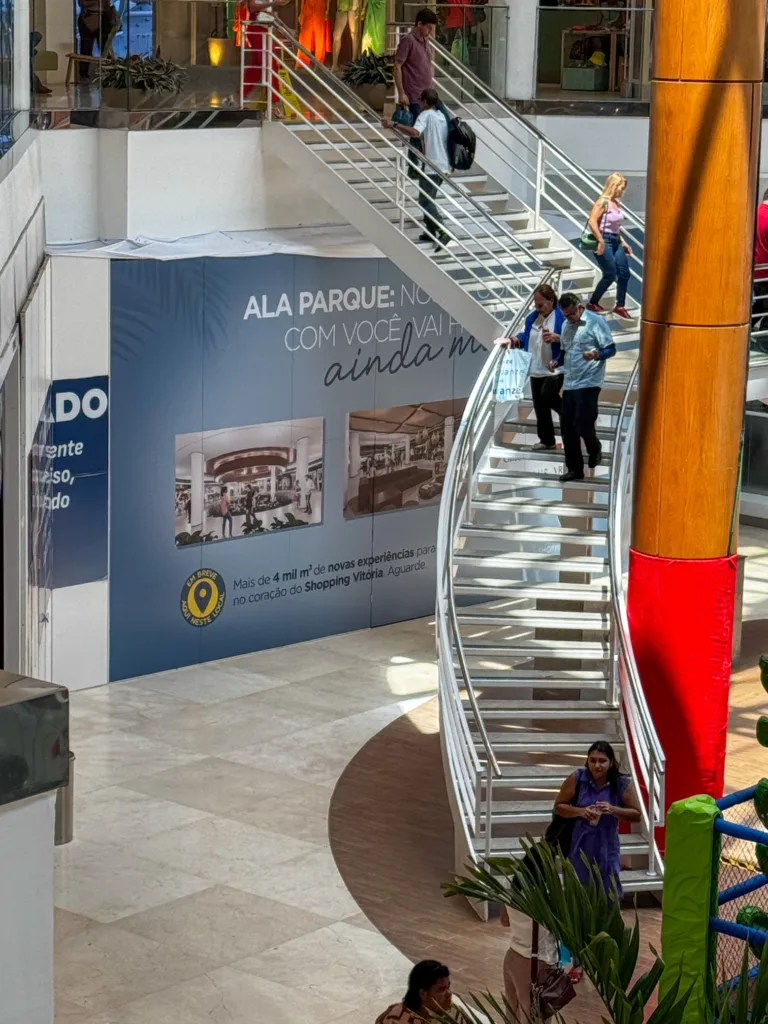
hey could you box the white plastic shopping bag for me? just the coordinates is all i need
[494,346,532,404]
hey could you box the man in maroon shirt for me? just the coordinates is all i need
[394,9,438,124]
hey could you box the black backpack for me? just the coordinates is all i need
[442,111,476,171]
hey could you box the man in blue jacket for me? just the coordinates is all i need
[548,292,615,481]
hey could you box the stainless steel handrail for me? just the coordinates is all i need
[421,34,646,229]
[263,48,540,313]
[386,28,647,282]
[264,19,550,271]
[251,19,550,322]
[607,358,666,876]
[436,272,555,857]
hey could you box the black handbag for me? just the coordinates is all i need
[543,774,582,856]
[530,923,576,1020]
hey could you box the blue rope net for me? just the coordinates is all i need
[713,787,768,990]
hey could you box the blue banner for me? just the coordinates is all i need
[109,256,486,680]
[50,376,109,589]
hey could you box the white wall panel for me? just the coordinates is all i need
[51,257,110,379]
[39,131,100,244]
[0,793,55,1024]
[51,581,109,690]
[42,127,342,244]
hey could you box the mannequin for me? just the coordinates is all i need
[298,0,330,62]
[330,0,364,71]
[362,0,385,54]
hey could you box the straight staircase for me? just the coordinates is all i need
[254,18,640,353]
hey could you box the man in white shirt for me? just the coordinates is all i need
[383,88,452,249]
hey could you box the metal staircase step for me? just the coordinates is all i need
[457,608,609,629]
[459,523,607,544]
[478,731,621,751]
[461,639,609,658]
[455,551,608,574]
[503,418,620,442]
[471,833,651,856]
[328,157,398,171]
[471,668,609,688]
[487,443,614,466]
[378,201,526,225]
[453,266,596,293]
[470,496,607,517]
[537,248,575,268]
[621,870,664,893]
[472,701,615,718]
[490,761,599,783]
[477,469,610,492]
[436,254,547,275]
[455,579,609,601]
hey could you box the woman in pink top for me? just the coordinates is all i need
[587,173,632,319]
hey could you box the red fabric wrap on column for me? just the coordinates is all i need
[627,550,737,809]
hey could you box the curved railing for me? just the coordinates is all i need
[435,276,554,857]
[607,359,666,879]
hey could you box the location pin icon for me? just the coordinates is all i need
[191,579,216,618]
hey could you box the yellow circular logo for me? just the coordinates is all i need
[181,569,226,627]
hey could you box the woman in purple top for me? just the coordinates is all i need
[554,741,641,900]
[586,173,632,320]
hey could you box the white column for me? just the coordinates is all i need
[504,0,538,100]
[404,436,410,463]
[269,465,277,499]
[42,0,72,86]
[13,0,31,111]
[349,430,361,477]
[444,416,454,454]
[0,793,55,1024]
[190,452,204,531]
[295,437,309,484]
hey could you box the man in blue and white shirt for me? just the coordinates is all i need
[548,292,616,481]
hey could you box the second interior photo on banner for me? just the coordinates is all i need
[175,417,324,545]
[344,399,467,518]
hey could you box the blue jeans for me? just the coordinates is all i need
[221,511,233,537]
[591,232,629,307]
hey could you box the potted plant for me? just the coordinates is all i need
[341,51,393,111]
[97,54,187,110]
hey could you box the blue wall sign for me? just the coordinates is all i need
[50,376,109,589]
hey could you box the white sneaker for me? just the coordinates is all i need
[532,442,557,451]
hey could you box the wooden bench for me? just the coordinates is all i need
[65,24,120,86]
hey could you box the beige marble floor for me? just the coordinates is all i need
[55,524,768,1024]
[56,617,439,1024]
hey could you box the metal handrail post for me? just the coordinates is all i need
[266,26,274,121]
[534,138,543,227]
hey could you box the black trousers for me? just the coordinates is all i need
[77,11,115,80]
[530,375,563,447]
[561,386,601,475]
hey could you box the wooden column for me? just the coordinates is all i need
[628,0,766,812]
